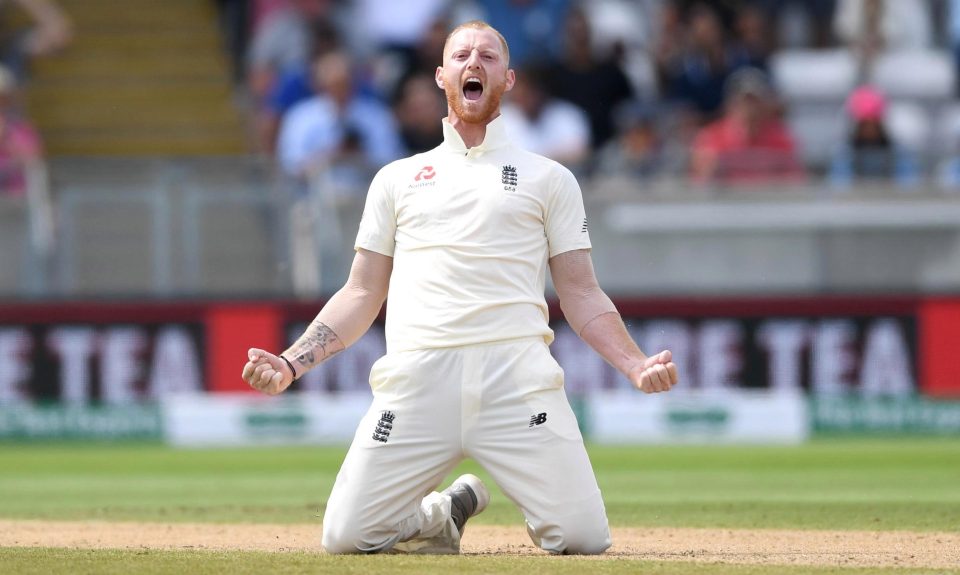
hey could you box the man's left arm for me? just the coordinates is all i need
[550,249,678,393]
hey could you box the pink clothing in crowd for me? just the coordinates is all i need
[0,117,42,196]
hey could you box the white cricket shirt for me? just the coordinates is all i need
[355,116,591,353]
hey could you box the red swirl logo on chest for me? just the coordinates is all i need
[414,166,436,181]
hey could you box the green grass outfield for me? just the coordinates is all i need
[1,438,958,574]
[0,548,953,575]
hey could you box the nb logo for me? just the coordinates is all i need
[529,412,547,427]
[372,410,396,443]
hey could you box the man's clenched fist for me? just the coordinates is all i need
[242,348,294,395]
[628,350,678,394]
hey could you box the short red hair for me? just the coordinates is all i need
[443,20,510,65]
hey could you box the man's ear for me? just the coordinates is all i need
[504,69,516,92]
[435,66,445,89]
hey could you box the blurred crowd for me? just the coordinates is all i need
[213,0,960,193]
[5,0,960,198]
[0,0,69,199]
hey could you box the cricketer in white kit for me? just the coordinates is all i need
[241,20,679,555]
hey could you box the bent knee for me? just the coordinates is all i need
[322,523,399,554]
[321,529,360,555]
[529,517,611,555]
[561,529,611,555]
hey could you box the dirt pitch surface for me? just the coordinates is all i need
[1,520,958,569]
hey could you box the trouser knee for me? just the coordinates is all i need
[527,516,611,555]
[322,520,399,554]
[321,524,363,554]
[561,528,611,555]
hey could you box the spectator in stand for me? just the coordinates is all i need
[0,0,72,81]
[732,4,772,71]
[472,0,572,66]
[269,18,343,110]
[833,0,932,78]
[0,64,43,197]
[276,50,403,187]
[596,103,666,180]
[829,85,919,189]
[258,18,343,153]
[666,0,745,32]
[652,2,687,100]
[689,67,805,186]
[354,0,449,60]
[951,0,960,96]
[352,0,453,100]
[405,15,451,81]
[834,0,933,51]
[246,0,342,118]
[576,1,662,102]
[391,72,445,154]
[214,0,250,86]
[544,7,633,150]
[500,63,591,167]
[370,14,451,103]
[754,0,836,49]
[661,3,756,125]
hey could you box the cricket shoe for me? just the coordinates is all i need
[442,474,490,535]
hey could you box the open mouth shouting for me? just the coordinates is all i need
[463,77,484,101]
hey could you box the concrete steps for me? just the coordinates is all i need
[24,0,248,156]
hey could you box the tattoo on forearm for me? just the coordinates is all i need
[286,320,345,372]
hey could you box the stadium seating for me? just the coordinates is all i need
[770,49,857,170]
[26,0,246,155]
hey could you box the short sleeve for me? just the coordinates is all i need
[544,164,591,257]
[354,165,397,256]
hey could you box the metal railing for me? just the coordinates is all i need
[3,157,960,299]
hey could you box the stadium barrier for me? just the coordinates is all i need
[1,296,959,442]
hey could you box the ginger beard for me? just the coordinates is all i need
[443,72,508,124]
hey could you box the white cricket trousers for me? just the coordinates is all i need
[321,336,611,555]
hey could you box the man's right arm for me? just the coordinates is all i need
[242,248,393,395]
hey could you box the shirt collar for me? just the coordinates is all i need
[441,115,509,155]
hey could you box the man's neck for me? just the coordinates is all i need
[447,112,498,148]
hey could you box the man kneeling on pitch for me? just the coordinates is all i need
[241,20,678,555]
